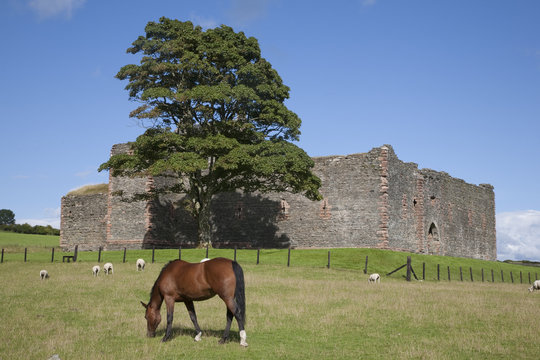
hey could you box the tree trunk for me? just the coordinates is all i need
[197,199,212,247]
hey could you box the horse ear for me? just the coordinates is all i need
[141,301,148,309]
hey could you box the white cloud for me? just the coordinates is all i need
[227,0,271,27]
[17,207,61,229]
[28,0,86,19]
[189,13,218,29]
[496,210,540,261]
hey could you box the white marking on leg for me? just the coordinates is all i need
[239,330,248,347]
[194,332,202,342]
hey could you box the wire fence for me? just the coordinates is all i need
[2,246,539,285]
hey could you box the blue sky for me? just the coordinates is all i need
[1,0,539,260]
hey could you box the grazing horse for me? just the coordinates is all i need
[141,257,247,347]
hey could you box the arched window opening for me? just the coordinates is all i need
[428,223,439,241]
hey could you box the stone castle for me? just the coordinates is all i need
[60,144,496,260]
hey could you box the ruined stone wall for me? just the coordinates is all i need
[105,143,150,250]
[60,144,496,259]
[385,149,496,260]
[60,193,107,251]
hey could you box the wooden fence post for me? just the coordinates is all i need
[327,251,331,269]
[51,247,55,262]
[406,256,411,282]
[510,271,514,283]
[481,268,484,282]
[1,248,3,263]
[123,248,127,263]
[152,246,155,263]
[287,247,291,267]
[98,247,102,263]
[206,244,209,258]
[178,246,182,260]
[364,256,368,274]
[528,272,531,284]
[520,271,522,284]
[256,249,260,265]
[422,262,425,281]
[437,264,440,281]
[448,266,451,281]
[470,267,473,282]
[491,269,494,282]
[460,267,463,281]
[501,270,504,283]
[24,248,27,262]
[234,246,237,262]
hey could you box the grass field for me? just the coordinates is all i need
[1,232,539,359]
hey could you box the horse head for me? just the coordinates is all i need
[141,301,161,337]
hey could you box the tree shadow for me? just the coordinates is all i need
[142,192,290,249]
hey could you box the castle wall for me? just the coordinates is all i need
[105,144,150,250]
[385,149,496,260]
[60,193,107,251]
[60,144,497,260]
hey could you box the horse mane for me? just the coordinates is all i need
[149,260,181,301]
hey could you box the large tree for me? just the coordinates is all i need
[0,209,15,225]
[99,18,322,246]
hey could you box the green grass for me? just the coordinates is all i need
[0,261,539,359]
[1,231,539,285]
[1,231,540,359]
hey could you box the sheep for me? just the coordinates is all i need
[368,273,380,284]
[92,265,100,276]
[528,280,540,293]
[136,258,146,271]
[103,262,113,275]
[40,270,49,280]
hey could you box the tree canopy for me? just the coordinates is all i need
[0,209,15,225]
[100,18,322,246]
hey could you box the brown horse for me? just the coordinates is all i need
[141,257,247,346]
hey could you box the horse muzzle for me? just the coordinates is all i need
[147,330,156,338]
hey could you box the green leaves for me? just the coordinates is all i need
[116,17,300,141]
[103,18,322,244]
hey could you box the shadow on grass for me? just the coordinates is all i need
[154,326,241,343]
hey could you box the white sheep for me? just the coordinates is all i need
[40,270,49,280]
[528,280,540,292]
[368,273,380,284]
[103,262,113,275]
[92,265,100,276]
[136,258,146,271]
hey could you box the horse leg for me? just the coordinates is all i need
[220,298,247,346]
[162,297,175,342]
[218,308,234,344]
[184,301,202,342]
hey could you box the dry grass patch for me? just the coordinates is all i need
[0,262,538,359]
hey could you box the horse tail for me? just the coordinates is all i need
[232,261,246,325]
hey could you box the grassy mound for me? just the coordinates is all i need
[67,183,108,196]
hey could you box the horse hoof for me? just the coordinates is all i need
[194,332,202,342]
[240,340,249,347]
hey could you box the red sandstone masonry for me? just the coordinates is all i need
[377,146,389,248]
[414,176,425,253]
[61,144,497,260]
